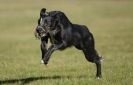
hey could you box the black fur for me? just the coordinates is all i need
[35,8,102,78]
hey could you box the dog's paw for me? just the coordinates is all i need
[96,75,102,79]
[41,59,44,64]
[96,77,100,79]
[41,59,48,65]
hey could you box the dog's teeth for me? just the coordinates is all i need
[41,60,44,64]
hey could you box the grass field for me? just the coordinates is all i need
[0,0,133,85]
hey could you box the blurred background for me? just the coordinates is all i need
[0,0,133,85]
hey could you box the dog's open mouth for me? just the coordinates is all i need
[35,30,47,39]
[40,32,46,37]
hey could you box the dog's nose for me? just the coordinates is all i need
[36,28,41,33]
[36,26,43,32]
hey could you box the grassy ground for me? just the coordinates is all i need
[0,0,133,85]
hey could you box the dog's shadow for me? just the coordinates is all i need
[0,75,87,85]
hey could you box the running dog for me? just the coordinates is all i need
[35,8,102,78]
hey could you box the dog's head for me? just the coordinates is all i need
[35,8,60,39]
[35,8,49,39]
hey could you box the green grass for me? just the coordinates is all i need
[0,0,133,85]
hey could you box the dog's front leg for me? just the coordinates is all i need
[42,44,55,65]
[40,37,48,64]
[42,42,66,65]
[40,41,47,63]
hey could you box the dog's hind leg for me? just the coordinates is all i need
[82,33,102,78]
[83,48,102,78]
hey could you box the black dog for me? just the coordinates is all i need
[35,8,102,78]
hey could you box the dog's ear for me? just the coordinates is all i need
[40,8,46,17]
